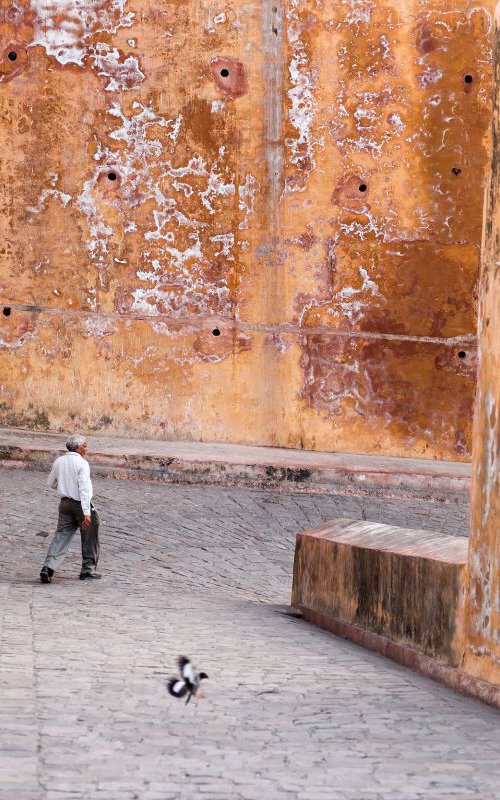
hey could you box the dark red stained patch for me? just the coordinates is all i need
[300,335,355,417]
[204,260,226,282]
[296,233,319,250]
[300,335,476,455]
[285,232,320,251]
[416,23,438,54]
[181,97,232,153]
[211,56,248,99]
[300,241,478,340]
[331,175,370,213]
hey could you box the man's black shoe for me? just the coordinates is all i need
[40,569,52,584]
[79,572,102,580]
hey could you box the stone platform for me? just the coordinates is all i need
[292,519,468,664]
[292,519,500,709]
[0,428,471,503]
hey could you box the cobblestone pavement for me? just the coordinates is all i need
[0,469,498,800]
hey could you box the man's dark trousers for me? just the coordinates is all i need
[42,497,99,575]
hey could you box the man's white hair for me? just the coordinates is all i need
[66,434,87,452]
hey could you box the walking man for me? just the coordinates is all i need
[40,435,101,583]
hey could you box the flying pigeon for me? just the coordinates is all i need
[167,656,208,705]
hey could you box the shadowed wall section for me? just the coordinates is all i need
[0,0,494,458]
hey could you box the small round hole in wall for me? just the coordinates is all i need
[3,307,11,317]
[358,183,367,192]
[464,74,473,84]
[212,328,221,336]
[451,167,461,176]
[107,172,117,181]
[8,51,17,62]
[220,68,229,78]
[457,350,466,359]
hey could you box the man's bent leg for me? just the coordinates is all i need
[80,506,100,576]
[42,501,79,573]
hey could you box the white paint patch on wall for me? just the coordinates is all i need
[206,8,228,33]
[284,4,319,195]
[211,233,235,260]
[238,174,258,215]
[26,173,72,215]
[29,0,143,91]
[29,0,135,66]
[469,545,492,637]
[481,388,498,530]
[78,100,246,319]
[331,266,381,323]
[341,0,373,29]
[83,316,118,339]
[333,88,404,161]
[92,44,144,91]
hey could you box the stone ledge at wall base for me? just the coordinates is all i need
[291,519,500,710]
[0,428,471,503]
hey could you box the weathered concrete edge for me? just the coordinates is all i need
[297,607,500,711]
[0,446,470,501]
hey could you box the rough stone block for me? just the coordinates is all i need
[292,519,468,666]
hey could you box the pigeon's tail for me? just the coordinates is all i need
[167,678,188,699]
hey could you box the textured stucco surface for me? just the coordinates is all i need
[465,2,500,687]
[0,0,493,458]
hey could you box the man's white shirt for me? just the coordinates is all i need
[47,452,93,515]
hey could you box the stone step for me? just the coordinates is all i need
[0,428,471,502]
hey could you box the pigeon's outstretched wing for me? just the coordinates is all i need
[178,656,195,685]
[167,678,189,699]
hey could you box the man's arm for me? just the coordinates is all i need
[77,459,92,518]
[47,460,58,489]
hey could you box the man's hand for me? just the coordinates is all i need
[82,515,92,530]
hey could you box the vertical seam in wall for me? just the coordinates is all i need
[261,1,285,441]
[262,0,284,247]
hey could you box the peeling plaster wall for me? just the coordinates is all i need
[465,2,500,685]
[0,0,493,458]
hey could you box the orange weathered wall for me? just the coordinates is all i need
[465,1,500,686]
[0,0,494,458]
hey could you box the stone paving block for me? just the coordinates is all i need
[0,470,499,800]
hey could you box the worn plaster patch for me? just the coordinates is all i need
[26,172,72,215]
[76,100,255,319]
[28,0,143,90]
[29,0,134,64]
[284,4,320,194]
